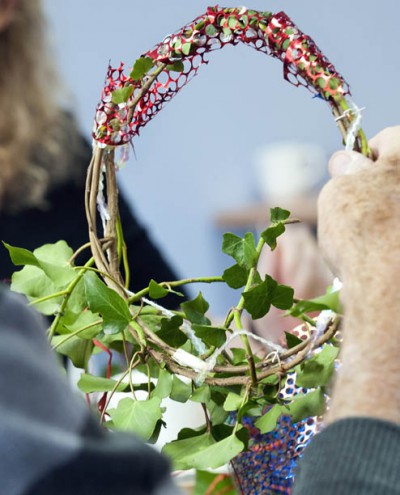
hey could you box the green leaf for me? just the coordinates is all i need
[243,275,277,319]
[192,324,226,348]
[84,272,131,335]
[3,243,40,268]
[62,309,102,339]
[11,265,61,315]
[182,42,192,55]
[108,397,162,440]
[52,335,93,369]
[158,315,187,347]
[5,240,75,288]
[153,368,173,399]
[170,376,192,403]
[223,392,243,412]
[78,373,128,393]
[169,433,245,470]
[130,56,154,80]
[290,291,341,317]
[261,223,286,250]
[271,283,294,310]
[270,207,290,223]
[148,279,169,299]
[194,471,237,495]
[228,16,238,29]
[222,232,257,270]
[190,385,211,404]
[205,24,218,37]
[165,61,184,73]
[285,389,326,423]
[208,399,229,425]
[111,86,134,105]
[222,263,248,289]
[285,331,304,349]
[162,433,215,470]
[255,404,282,433]
[295,344,339,388]
[230,348,246,365]
[181,292,210,325]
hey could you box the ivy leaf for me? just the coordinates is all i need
[290,291,341,317]
[148,279,169,299]
[242,276,277,319]
[111,86,134,105]
[3,243,40,268]
[162,433,215,470]
[223,392,243,412]
[285,331,304,349]
[270,207,291,224]
[271,283,294,310]
[170,376,192,403]
[78,373,129,393]
[192,324,226,348]
[190,385,211,404]
[182,42,192,55]
[5,240,75,287]
[205,24,218,37]
[222,232,257,270]
[284,389,326,423]
[152,368,173,399]
[261,223,285,250]
[84,272,131,335]
[255,404,282,433]
[222,263,248,289]
[295,344,339,388]
[230,348,246,365]
[158,315,187,347]
[130,56,154,80]
[168,432,245,470]
[52,335,93,369]
[11,266,60,315]
[181,292,210,325]
[108,397,162,441]
[165,61,184,73]
[61,309,102,339]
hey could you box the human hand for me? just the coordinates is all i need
[318,126,400,281]
[318,127,400,425]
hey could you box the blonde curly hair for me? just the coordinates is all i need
[0,0,84,212]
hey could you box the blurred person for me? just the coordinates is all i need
[0,0,183,307]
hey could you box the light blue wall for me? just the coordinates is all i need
[43,0,400,314]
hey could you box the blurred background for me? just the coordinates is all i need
[43,0,399,316]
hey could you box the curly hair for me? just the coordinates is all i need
[0,0,84,212]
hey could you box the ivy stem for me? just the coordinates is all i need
[228,237,266,386]
[48,257,95,340]
[29,290,69,306]
[233,384,251,435]
[127,276,224,303]
[52,319,102,350]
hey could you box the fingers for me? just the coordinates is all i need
[328,125,400,177]
[368,126,400,164]
[328,150,373,177]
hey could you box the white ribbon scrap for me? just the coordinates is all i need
[335,100,365,151]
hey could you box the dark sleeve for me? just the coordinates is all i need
[0,139,186,307]
[0,285,180,495]
[292,417,400,495]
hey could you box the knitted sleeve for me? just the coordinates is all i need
[292,417,400,495]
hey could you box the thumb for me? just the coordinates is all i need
[328,150,374,177]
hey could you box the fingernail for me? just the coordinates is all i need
[329,151,354,176]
